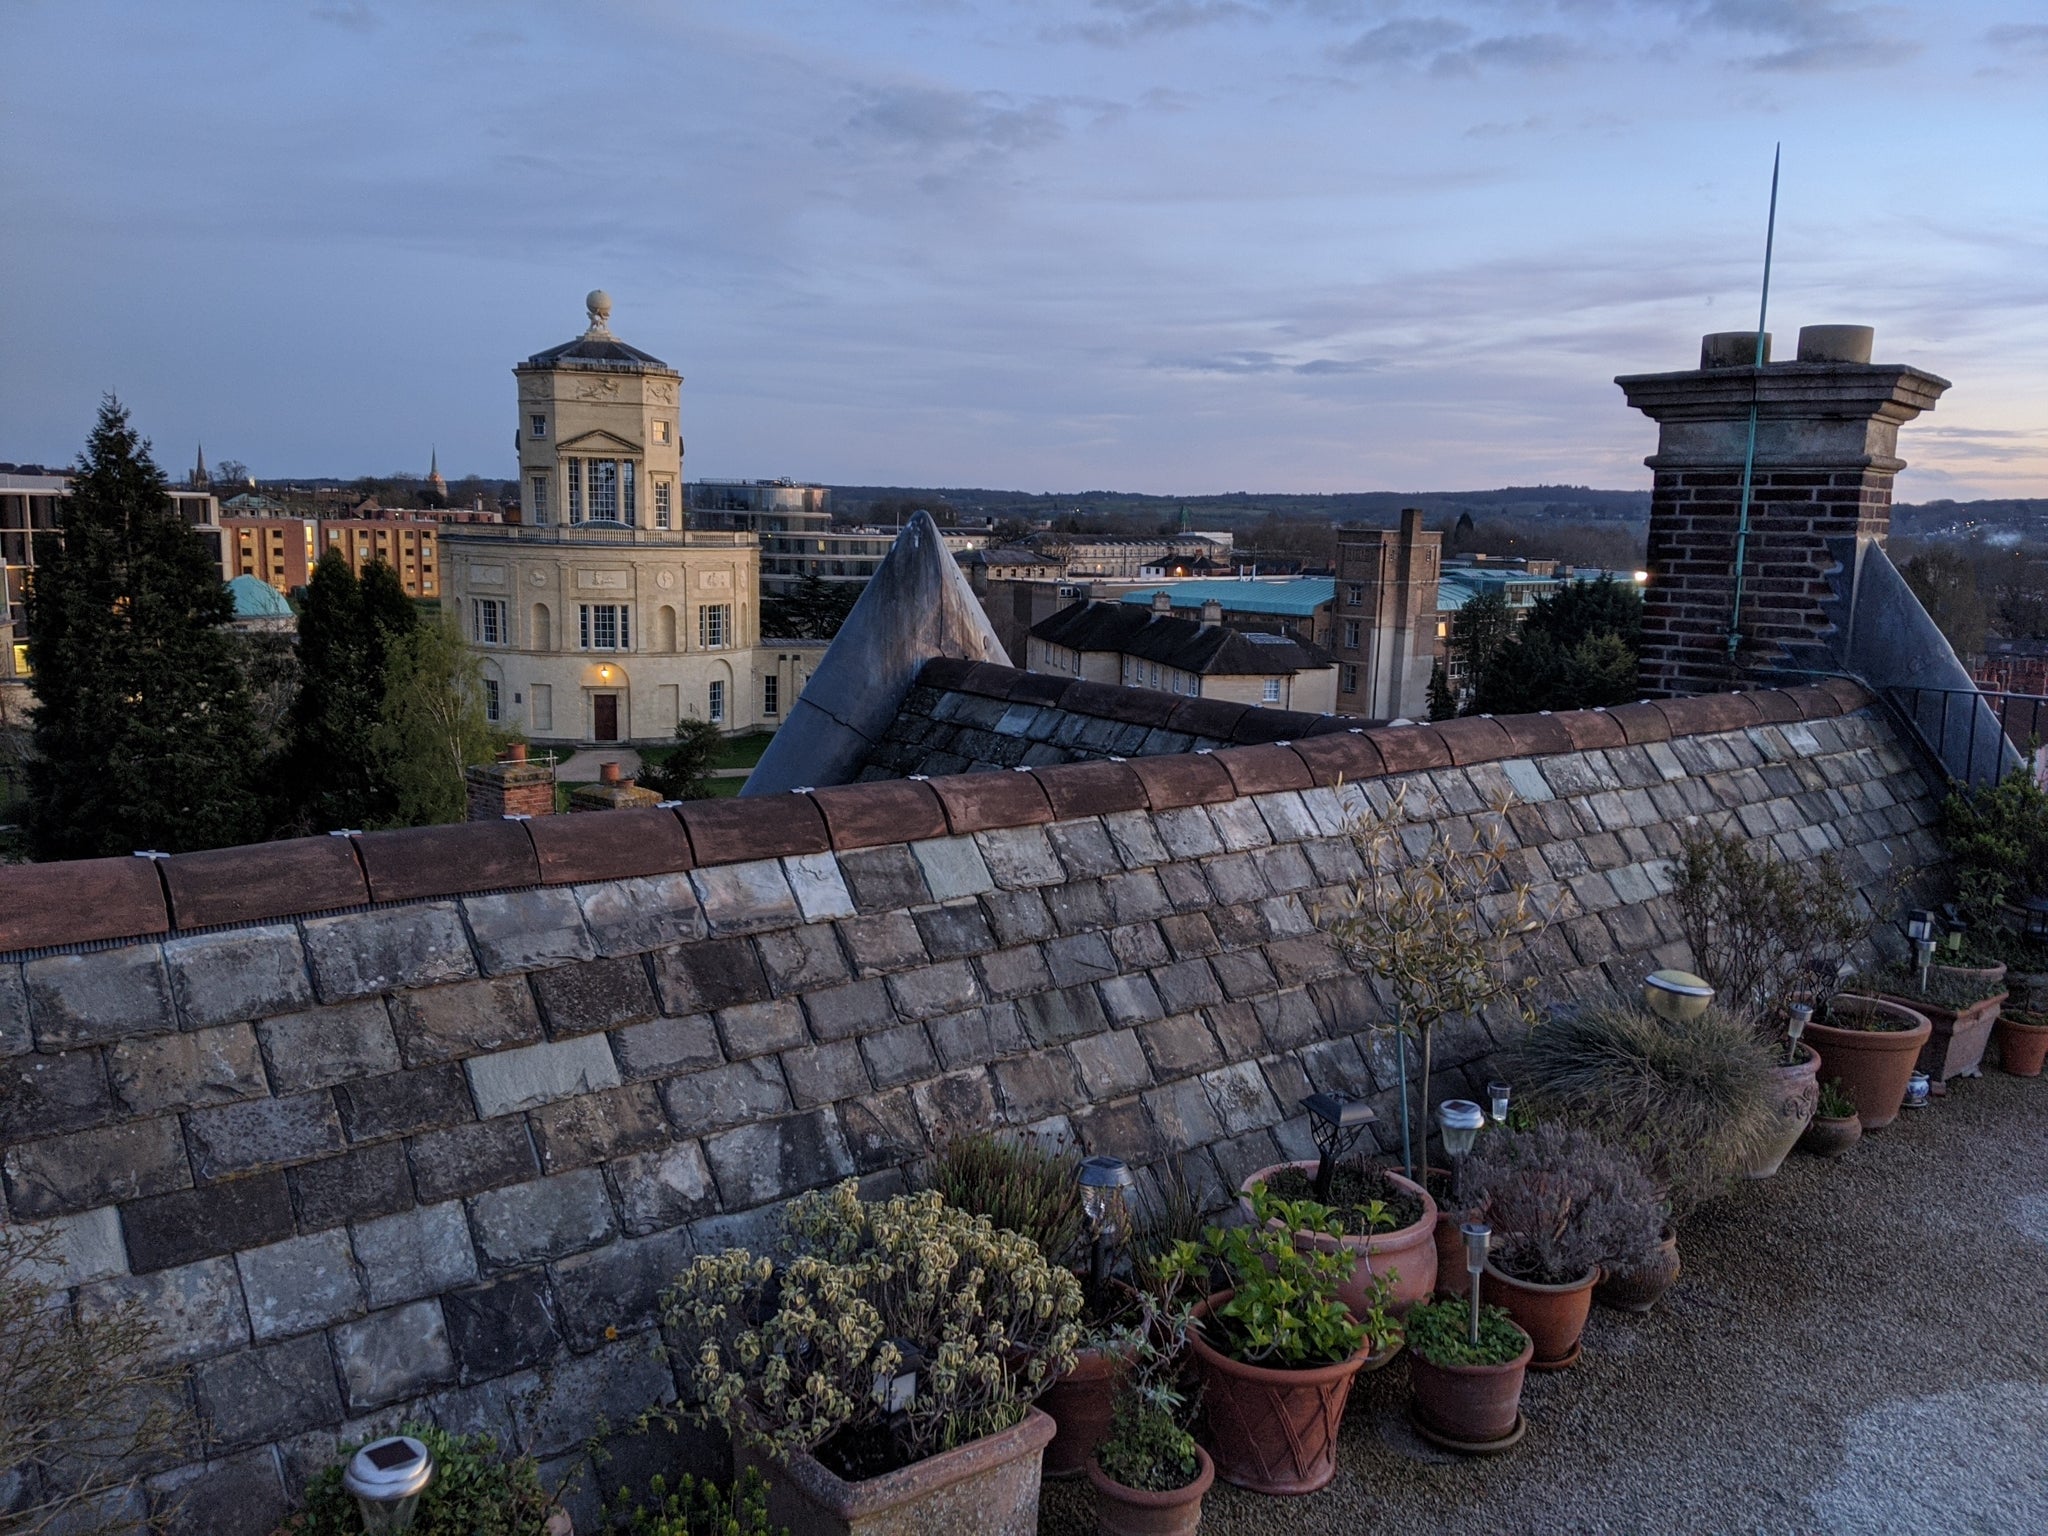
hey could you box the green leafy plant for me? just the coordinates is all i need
[1941,766,2048,927]
[924,1130,1085,1273]
[1506,1001,1780,1216]
[288,1424,554,1536]
[1816,1078,1857,1119]
[1256,1161,1419,1238]
[1129,1159,1220,1300]
[1092,1294,1202,1495]
[1403,1297,1528,1369]
[604,1467,784,1535]
[1162,1196,1381,1367]
[641,716,730,802]
[660,1182,1081,1478]
[1462,1125,1664,1287]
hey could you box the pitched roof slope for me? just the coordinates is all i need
[1032,600,1334,675]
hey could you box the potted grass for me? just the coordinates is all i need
[1159,1198,1382,1495]
[1853,964,2009,1086]
[1994,1005,2048,1077]
[660,1181,1081,1536]
[1403,1296,1534,1452]
[1799,1077,1861,1157]
[1463,1126,1663,1370]
[1084,1294,1213,1536]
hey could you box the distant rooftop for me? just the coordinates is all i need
[1118,578,1336,617]
[227,575,293,618]
[519,291,672,374]
[1035,599,1334,675]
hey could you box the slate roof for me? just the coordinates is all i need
[1118,578,1335,618]
[1032,600,1334,676]
[521,333,672,371]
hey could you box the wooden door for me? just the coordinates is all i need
[593,694,619,742]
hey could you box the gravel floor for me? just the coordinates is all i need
[1039,1066,2048,1535]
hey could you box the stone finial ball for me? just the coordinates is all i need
[586,289,613,321]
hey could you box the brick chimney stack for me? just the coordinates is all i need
[466,743,556,820]
[1617,325,1949,697]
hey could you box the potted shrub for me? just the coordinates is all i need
[1463,1126,1663,1370]
[1799,1077,1862,1157]
[660,1181,1081,1536]
[1084,1295,1214,1536]
[1403,1296,1534,1452]
[1160,1203,1379,1495]
[1593,1225,1681,1316]
[1801,992,1932,1130]
[1853,964,2010,1085]
[1236,1155,1438,1317]
[1994,1005,2048,1077]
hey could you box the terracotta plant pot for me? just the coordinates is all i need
[1479,1262,1596,1371]
[1799,1113,1862,1158]
[1406,1326,1534,1448]
[1434,1210,1470,1299]
[738,1407,1055,1536]
[1186,1291,1370,1496]
[1041,1345,1130,1479]
[1239,1161,1439,1315]
[1884,990,2008,1084]
[1744,1043,1821,1179]
[1085,1444,1214,1536]
[1803,996,1932,1130]
[1994,1009,2048,1077]
[1594,1227,1680,1315]
[1934,961,2007,987]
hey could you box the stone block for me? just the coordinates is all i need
[910,1069,999,1143]
[0,1044,113,1140]
[292,1141,414,1230]
[1210,950,1279,1002]
[1100,809,1169,869]
[186,1091,345,1180]
[162,926,315,1031]
[783,853,857,922]
[4,1117,190,1219]
[466,1034,622,1118]
[1151,958,1222,1014]
[979,889,1056,946]
[836,845,933,912]
[25,945,175,1049]
[610,1012,722,1083]
[259,1001,400,1094]
[613,1139,719,1236]
[463,887,597,975]
[912,901,998,961]
[702,1111,853,1209]
[1202,1062,1282,1136]
[444,1271,562,1381]
[1008,984,1105,1048]
[1207,1001,1262,1058]
[1074,1096,1162,1163]
[713,998,808,1061]
[333,1300,457,1412]
[690,861,801,935]
[353,1198,478,1307]
[529,1083,668,1173]
[992,1052,1086,1123]
[1202,852,1270,907]
[751,929,848,1000]
[551,1229,695,1349]
[974,827,1064,888]
[885,960,980,1022]
[79,1256,249,1364]
[302,902,477,1003]
[1097,973,1165,1026]
[237,1228,362,1340]
[1067,1029,1152,1100]
[860,1023,938,1089]
[523,958,655,1041]
[121,1171,295,1273]
[782,1039,871,1108]
[834,912,929,976]
[1136,1013,1223,1078]
[147,1447,289,1536]
[8,1205,128,1288]
[1045,931,1117,987]
[659,1058,790,1135]
[1210,1128,1282,1192]
[512,1340,675,1458]
[470,1169,617,1269]
[1255,988,1324,1051]
[838,1088,924,1173]
[574,872,707,957]
[927,1004,1028,1069]
[976,944,1053,1002]
[390,976,543,1068]
[409,1117,539,1203]
[1141,1078,1224,1150]
[1047,820,1122,881]
[1102,870,1174,925]
[195,1334,344,1447]
[909,837,994,901]
[652,938,770,1014]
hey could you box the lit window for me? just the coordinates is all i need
[530,414,547,438]
[1263,679,1281,703]
[763,674,779,714]
[483,678,501,721]
[11,642,28,677]
[708,679,726,723]
[654,481,672,530]
[698,604,730,648]
[652,419,671,445]
[578,603,630,650]
[589,460,619,521]
[472,598,507,645]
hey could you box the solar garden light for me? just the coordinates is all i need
[1907,909,1938,993]
[876,1340,925,1419]
[1487,1081,1511,1126]
[1461,1223,1491,1346]
[1437,1099,1485,1205]
[1301,1093,1376,1203]
[1785,1003,1813,1062]
[342,1435,433,1533]
[1077,1155,1135,1289]
[1643,969,1715,1023]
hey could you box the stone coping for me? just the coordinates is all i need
[0,665,1872,957]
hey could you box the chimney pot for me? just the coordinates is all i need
[600,761,622,785]
[505,743,528,764]
[1796,324,1875,364]
[1700,331,1770,369]
[1151,590,1173,614]
[1200,599,1223,627]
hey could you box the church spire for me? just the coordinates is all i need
[191,443,209,488]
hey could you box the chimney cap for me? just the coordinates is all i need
[1150,590,1173,613]
[1700,331,1770,369]
[1796,324,1875,364]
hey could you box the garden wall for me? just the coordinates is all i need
[0,675,1943,1532]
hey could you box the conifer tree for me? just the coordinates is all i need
[23,400,268,858]
[375,614,498,826]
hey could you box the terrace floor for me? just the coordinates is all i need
[1039,1064,2048,1535]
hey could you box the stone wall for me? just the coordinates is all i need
[0,675,1941,1532]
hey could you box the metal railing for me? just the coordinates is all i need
[1881,683,2045,787]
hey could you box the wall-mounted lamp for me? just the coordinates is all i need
[1301,1092,1376,1203]
[1643,970,1714,1023]
[342,1435,434,1533]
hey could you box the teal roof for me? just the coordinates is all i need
[1118,579,1335,618]
[227,575,293,618]
[1436,566,1633,612]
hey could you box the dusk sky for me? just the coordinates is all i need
[4,1,2045,499]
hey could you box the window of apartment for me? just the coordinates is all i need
[763,674,780,715]
[472,598,507,645]
[1340,663,1360,693]
[1342,619,1361,650]
[566,458,583,523]
[698,604,730,648]
[530,474,549,524]
[1263,678,1282,703]
[483,679,501,722]
[589,460,619,521]
[622,461,636,524]
[707,679,726,724]
[578,603,630,650]
[530,414,547,438]
[652,419,671,445]
[1345,583,1365,606]
[654,481,672,530]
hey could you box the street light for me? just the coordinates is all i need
[1300,1093,1376,1203]
[1643,970,1715,1023]
[1461,1222,1491,1346]
[1077,1155,1135,1290]
[1437,1099,1485,1205]
[342,1436,434,1533]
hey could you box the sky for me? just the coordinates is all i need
[3,1,2046,500]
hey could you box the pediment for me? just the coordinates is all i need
[557,429,643,454]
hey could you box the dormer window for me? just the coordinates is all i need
[530,414,547,438]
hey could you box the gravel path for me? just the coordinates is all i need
[1039,1066,2048,1535]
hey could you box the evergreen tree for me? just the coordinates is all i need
[1469,576,1644,715]
[1445,589,1515,711]
[23,400,268,858]
[642,716,727,801]
[375,614,500,826]
[279,551,417,831]
[1426,663,1458,722]
[761,573,860,640]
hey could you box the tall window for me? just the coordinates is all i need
[530,413,547,438]
[589,459,618,521]
[566,458,583,523]
[1345,583,1365,606]
[1263,678,1281,703]
[472,598,506,645]
[652,419,671,444]
[1342,619,1361,650]
[1340,663,1360,693]
[483,679,501,722]
[530,474,549,525]
[622,461,636,524]
[578,603,630,650]
[654,481,672,530]
[698,604,730,648]
[708,679,726,723]
[763,674,779,714]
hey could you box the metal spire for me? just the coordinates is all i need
[1726,144,1781,667]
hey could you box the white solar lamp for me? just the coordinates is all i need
[342,1436,433,1533]
[1643,970,1715,1023]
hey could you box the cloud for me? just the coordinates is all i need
[1062,0,1262,46]
[308,2,375,33]
[1333,17,1472,66]
[1332,15,1579,74]
[1149,350,1377,376]
[1983,22,2048,56]
[1675,1,1919,72]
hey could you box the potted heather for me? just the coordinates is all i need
[1799,1077,1861,1157]
[1853,963,2009,1086]
[1084,1295,1213,1536]
[1159,1198,1383,1495]
[1403,1296,1534,1453]
[660,1181,1081,1536]
[1463,1126,1663,1370]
